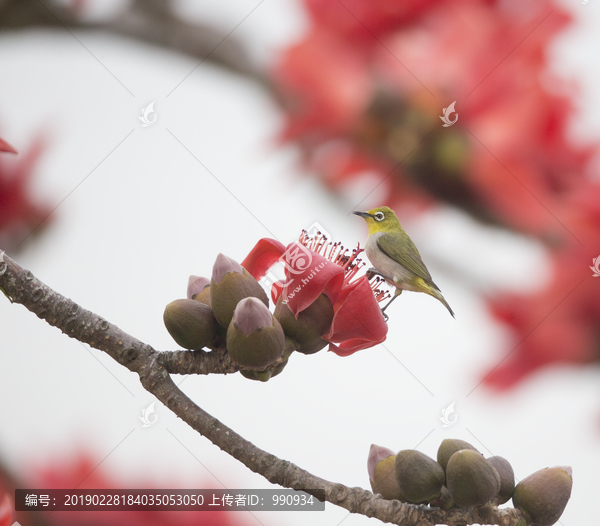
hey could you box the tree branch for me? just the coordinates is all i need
[161,347,240,376]
[0,0,271,89]
[0,251,522,526]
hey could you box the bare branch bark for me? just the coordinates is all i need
[160,347,240,375]
[0,251,523,526]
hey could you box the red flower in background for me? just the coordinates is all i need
[486,184,600,387]
[0,135,52,251]
[274,0,600,388]
[242,232,389,356]
[25,454,250,526]
[0,492,13,526]
[0,137,17,154]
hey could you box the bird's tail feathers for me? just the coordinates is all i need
[418,279,455,318]
[431,288,455,318]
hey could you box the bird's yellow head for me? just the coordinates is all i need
[353,206,403,235]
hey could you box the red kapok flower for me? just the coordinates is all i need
[242,231,389,356]
[0,135,52,250]
[274,0,600,389]
[32,454,250,526]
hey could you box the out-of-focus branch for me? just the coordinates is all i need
[0,251,523,526]
[0,0,271,89]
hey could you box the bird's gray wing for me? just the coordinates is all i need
[377,232,437,287]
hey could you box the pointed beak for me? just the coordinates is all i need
[353,211,372,219]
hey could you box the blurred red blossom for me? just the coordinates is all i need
[274,0,600,387]
[0,137,17,154]
[0,492,13,526]
[0,135,52,251]
[26,454,250,526]
[486,183,600,387]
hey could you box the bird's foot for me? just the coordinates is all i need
[367,268,395,282]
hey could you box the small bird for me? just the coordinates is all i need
[353,206,455,318]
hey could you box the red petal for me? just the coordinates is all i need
[324,276,388,356]
[0,137,17,154]
[241,238,286,280]
[280,242,345,316]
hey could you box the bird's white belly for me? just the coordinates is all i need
[365,232,421,292]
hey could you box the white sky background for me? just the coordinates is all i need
[1,1,600,525]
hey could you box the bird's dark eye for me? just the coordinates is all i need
[374,212,385,221]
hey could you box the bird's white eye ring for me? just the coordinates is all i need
[374,212,385,221]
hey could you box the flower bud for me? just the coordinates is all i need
[273,293,333,354]
[211,254,269,328]
[512,467,572,526]
[269,356,289,378]
[239,357,289,382]
[488,456,515,505]
[187,275,210,300]
[239,368,272,382]
[395,450,445,504]
[437,438,480,473]
[368,444,395,482]
[163,299,218,350]
[446,449,500,508]
[429,486,454,511]
[193,285,212,307]
[368,445,404,501]
[226,297,285,370]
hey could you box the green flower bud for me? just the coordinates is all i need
[210,254,268,328]
[189,281,228,345]
[437,438,480,473]
[163,299,218,350]
[368,445,404,501]
[488,456,515,505]
[192,284,212,307]
[226,297,285,370]
[239,357,289,382]
[368,444,395,481]
[429,486,454,511]
[512,467,572,526]
[273,293,333,354]
[240,368,272,382]
[395,450,445,504]
[213,253,244,281]
[446,449,500,508]
[187,275,210,300]
[270,356,289,378]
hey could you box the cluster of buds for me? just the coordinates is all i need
[163,226,393,379]
[368,439,572,526]
[163,253,335,381]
